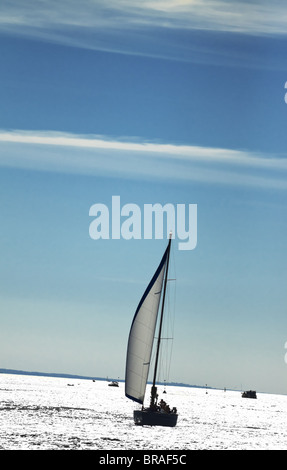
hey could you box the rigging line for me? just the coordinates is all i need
[164,245,176,384]
[154,337,174,340]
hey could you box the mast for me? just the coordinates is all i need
[150,233,172,407]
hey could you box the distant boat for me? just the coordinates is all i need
[108,381,119,387]
[242,390,257,399]
[125,234,178,427]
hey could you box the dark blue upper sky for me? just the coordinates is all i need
[1,28,287,152]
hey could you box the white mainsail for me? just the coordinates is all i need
[125,245,169,404]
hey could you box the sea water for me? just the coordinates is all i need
[0,373,287,450]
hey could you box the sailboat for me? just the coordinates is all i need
[125,234,178,427]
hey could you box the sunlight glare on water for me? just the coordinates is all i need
[0,374,287,450]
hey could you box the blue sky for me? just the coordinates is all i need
[1,0,287,394]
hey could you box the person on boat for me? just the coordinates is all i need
[159,399,171,413]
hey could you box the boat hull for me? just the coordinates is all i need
[134,409,178,427]
[242,390,257,399]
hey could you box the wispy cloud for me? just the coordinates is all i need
[1,1,287,66]
[0,129,286,190]
[1,0,287,35]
